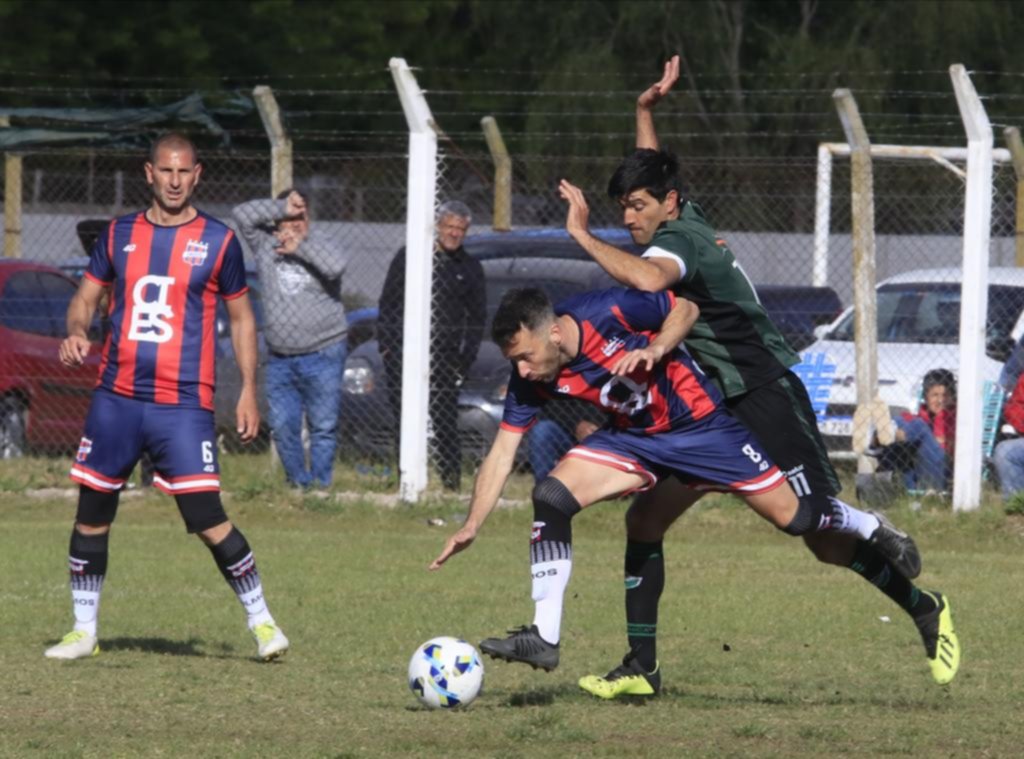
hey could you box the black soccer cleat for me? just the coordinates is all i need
[868,510,922,579]
[479,624,560,672]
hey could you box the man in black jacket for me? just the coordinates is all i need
[378,200,486,491]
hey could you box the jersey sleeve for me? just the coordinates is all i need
[500,370,545,433]
[217,233,249,300]
[643,227,697,284]
[84,222,115,285]
[607,288,677,333]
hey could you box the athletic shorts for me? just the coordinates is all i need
[70,389,220,496]
[725,369,842,499]
[564,409,786,496]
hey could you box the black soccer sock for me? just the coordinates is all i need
[624,540,664,672]
[68,529,109,635]
[847,541,937,619]
[207,528,272,627]
[530,478,581,645]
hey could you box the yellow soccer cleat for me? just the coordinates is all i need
[579,652,660,700]
[44,630,99,660]
[916,591,960,685]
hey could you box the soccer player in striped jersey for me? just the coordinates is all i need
[429,286,897,677]
[558,56,958,698]
[44,133,288,662]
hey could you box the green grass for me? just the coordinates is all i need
[2,455,1024,757]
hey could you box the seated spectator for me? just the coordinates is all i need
[873,368,956,493]
[993,370,1024,500]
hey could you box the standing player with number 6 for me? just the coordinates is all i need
[44,133,288,662]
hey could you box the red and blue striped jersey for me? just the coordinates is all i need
[501,288,722,435]
[85,210,248,410]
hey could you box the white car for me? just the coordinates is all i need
[794,267,1024,458]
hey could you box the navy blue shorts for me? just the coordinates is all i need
[564,409,785,496]
[70,389,220,496]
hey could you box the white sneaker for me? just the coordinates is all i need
[252,621,289,661]
[44,630,99,660]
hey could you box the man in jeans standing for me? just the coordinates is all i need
[233,189,350,489]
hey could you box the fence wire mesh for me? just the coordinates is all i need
[1,137,1022,492]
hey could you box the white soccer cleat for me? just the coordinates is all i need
[252,621,289,661]
[44,630,99,660]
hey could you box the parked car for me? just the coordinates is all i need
[756,284,842,352]
[339,228,638,463]
[798,267,1024,457]
[0,260,102,458]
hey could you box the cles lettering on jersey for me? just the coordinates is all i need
[84,211,248,409]
[500,287,722,436]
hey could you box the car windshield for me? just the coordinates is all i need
[484,278,590,332]
[828,283,1024,344]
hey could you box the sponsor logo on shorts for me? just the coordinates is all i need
[624,575,643,590]
[76,437,93,463]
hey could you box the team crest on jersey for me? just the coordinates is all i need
[76,436,93,463]
[183,239,209,266]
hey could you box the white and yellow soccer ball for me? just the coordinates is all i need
[408,636,484,709]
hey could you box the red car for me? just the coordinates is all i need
[0,260,101,458]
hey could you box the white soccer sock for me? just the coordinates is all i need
[71,588,101,636]
[829,497,880,540]
[531,558,572,644]
[237,583,274,629]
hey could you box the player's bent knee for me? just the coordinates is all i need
[75,485,119,528]
[532,477,582,519]
[175,491,229,535]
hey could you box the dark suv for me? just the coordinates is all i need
[338,229,633,462]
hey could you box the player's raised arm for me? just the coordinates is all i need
[558,179,678,292]
[612,294,699,375]
[429,426,523,570]
[637,54,679,151]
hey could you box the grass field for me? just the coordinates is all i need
[2,454,1024,758]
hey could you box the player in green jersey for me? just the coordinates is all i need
[560,56,958,698]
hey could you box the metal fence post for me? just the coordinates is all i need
[390,57,436,503]
[832,89,880,475]
[481,116,512,231]
[1,116,23,259]
[949,64,993,512]
[1004,126,1024,268]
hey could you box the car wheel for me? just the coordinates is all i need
[0,398,27,459]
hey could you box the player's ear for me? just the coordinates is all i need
[193,162,203,185]
[665,189,679,211]
[144,162,155,185]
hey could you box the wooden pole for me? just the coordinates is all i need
[1004,126,1024,268]
[481,116,512,231]
[1,116,22,259]
[252,86,293,196]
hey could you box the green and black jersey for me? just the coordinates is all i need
[644,201,799,399]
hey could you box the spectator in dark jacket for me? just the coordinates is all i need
[378,200,486,491]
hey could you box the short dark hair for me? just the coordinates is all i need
[923,368,956,397]
[275,187,306,202]
[607,148,682,205]
[492,288,554,350]
[149,132,199,165]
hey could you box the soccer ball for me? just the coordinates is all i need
[408,636,484,709]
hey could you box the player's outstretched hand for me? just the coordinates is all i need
[235,388,261,443]
[59,335,91,367]
[558,179,590,240]
[429,525,477,570]
[612,345,665,376]
[637,54,680,110]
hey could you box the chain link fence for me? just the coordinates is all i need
[2,139,1022,492]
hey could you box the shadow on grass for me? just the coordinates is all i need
[99,636,226,658]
